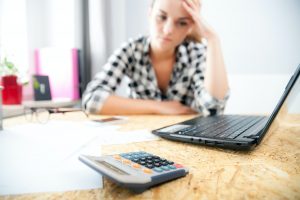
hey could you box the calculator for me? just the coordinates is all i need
[79,151,189,193]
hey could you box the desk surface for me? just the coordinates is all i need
[1,114,300,200]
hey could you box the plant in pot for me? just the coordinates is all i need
[0,57,24,105]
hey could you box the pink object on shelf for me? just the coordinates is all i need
[34,48,80,100]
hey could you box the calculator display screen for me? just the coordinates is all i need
[96,160,129,175]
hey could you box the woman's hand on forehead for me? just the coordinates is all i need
[182,0,200,20]
[182,0,217,40]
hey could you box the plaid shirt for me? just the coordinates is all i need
[82,36,229,116]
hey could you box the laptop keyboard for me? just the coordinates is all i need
[173,115,265,139]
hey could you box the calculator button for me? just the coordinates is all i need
[161,166,170,171]
[139,161,146,165]
[140,157,146,161]
[132,158,139,162]
[153,167,163,173]
[132,163,141,169]
[146,160,153,164]
[161,162,169,166]
[113,155,121,160]
[154,162,161,167]
[123,159,131,165]
[146,164,154,169]
[168,165,176,170]
[174,164,183,168]
[143,168,152,174]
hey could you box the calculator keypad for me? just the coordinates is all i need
[117,151,183,174]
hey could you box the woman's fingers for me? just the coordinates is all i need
[182,1,197,20]
[193,0,202,9]
[182,0,201,21]
[183,0,200,11]
[183,0,196,9]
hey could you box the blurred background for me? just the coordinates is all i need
[0,0,299,115]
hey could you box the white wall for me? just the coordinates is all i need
[225,74,290,114]
[110,0,127,51]
[125,0,151,41]
[27,0,78,48]
[204,0,300,75]
[123,0,300,75]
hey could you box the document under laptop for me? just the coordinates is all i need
[152,65,300,150]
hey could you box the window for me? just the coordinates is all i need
[0,0,29,76]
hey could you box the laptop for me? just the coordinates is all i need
[152,65,300,150]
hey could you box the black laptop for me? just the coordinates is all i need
[152,65,300,150]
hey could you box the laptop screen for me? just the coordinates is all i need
[285,71,300,115]
[259,65,300,143]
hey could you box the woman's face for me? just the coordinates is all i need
[149,0,193,52]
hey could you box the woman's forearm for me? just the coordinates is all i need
[99,95,196,115]
[204,36,229,100]
[99,95,159,115]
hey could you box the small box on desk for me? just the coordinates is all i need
[32,75,52,101]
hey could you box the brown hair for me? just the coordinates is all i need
[150,0,202,43]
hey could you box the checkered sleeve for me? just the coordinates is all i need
[191,43,229,116]
[82,42,134,114]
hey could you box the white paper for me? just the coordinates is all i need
[97,129,160,145]
[0,120,159,195]
[0,120,115,195]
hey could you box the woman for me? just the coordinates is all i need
[82,0,229,115]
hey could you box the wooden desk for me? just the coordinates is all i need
[1,114,300,199]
